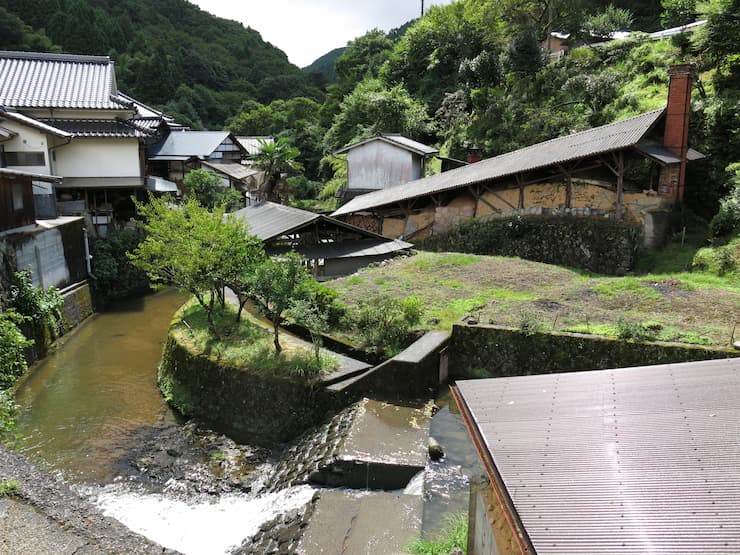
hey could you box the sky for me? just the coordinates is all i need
[190,0,456,67]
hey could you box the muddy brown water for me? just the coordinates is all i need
[13,288,189,483]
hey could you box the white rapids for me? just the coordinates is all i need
[87,483,316,555]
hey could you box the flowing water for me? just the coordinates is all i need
[12,288,476,552]
[12,289,314,554]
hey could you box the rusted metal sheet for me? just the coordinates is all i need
[456,358,740,554]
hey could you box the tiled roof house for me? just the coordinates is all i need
[0,50,176,232]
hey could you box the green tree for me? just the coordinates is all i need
[582,5,634,40]
[253,138,304,202]
[248,253,311,353]
[324,78,433,151]
[661,0,697,27]
[130,196,262,336]
[183,169,242,211]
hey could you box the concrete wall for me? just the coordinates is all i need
[347,141,415,191]
[0,119,52,175]
[468,480,522,555]
[52,138,140,178]
[8,217,87,289]
[450,323,739,379]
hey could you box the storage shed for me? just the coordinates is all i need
[232,201,412,279]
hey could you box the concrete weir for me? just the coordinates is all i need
[270,398,431,492]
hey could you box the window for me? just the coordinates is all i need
[5,151,45,166]
[12,182,24,211]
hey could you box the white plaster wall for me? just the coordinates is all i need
[1,120,52,175]
[14,228,70,288]
[347,141,414,191]
[53,138,141,177]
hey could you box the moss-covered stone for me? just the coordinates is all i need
[417,215,641,275]
[158,333,348,446]
[450,323,738,378]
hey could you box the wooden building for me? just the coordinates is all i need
[0,168,59,233]
[333,66,702,250]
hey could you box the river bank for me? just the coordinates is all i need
[0,445,172,554]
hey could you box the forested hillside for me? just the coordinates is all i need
[0,0,322,129]
[225,0,738,222]
[1,0,737,223]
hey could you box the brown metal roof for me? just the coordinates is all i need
[0,50,129,110]
[333,109,665,216]
[455,358,740,554]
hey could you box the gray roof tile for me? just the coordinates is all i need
[333,109,665,216]
[0,50,129,110]
[38,118,149,138]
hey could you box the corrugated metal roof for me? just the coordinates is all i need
[236,136,273,156]
[333,109,664,216]
[201,160,263,182]
[148,130,231,159]
[231,201,320,240]
[273,237,412,259]
[37,118,147,138]
[635,140,705,164]
[0,50,128,110]
[335,133,439,156]
[456,358,740,554]
[0,110,72,138]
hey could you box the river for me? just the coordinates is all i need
[12,288,479,553]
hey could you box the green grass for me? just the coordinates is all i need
[0,479,18,497]
[346,276,366,286]
[408,252,478,271]
[174,299,338,379]
[408,513,467,555]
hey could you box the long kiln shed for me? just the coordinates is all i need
[452,357,740,555]
[333,66,703,249]
[231,201,412,279]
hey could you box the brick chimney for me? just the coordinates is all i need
[660,64,694,203]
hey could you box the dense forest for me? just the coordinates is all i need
[1,0,737,221]
[0,0,324,129]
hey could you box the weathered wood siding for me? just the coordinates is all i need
[347,141,416,191]
[0,175,35,232]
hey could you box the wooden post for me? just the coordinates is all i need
[616,151,624,221]
[515,174,524,209]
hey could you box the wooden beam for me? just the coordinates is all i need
[515,174,524,209]
[482,184,517,210]
[616,150,624,221]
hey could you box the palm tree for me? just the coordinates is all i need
[253,138,303,203]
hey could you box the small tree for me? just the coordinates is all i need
[253,138,303,203]
[288,298,329,366]
[183,169,242,211]
[248,253,310,353]
[130,196,262,337]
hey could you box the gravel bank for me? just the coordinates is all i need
[0,445,175,554]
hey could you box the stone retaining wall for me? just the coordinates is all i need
[158,333,347,446]
[451,323,738,379]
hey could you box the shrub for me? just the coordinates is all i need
[91,226,150,300]
[616,318,658,342]
[0,479,18,496]
[350,295,422,356]
[0,390,19,441]
[9,271,63,334]
[518,308,545,335]
[0,311,33,389]
[709,166,740,237]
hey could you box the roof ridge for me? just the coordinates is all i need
[0,50,111,64]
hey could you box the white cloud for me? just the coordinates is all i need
[191,0,455,67]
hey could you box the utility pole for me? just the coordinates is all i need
[421,0,425,17]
